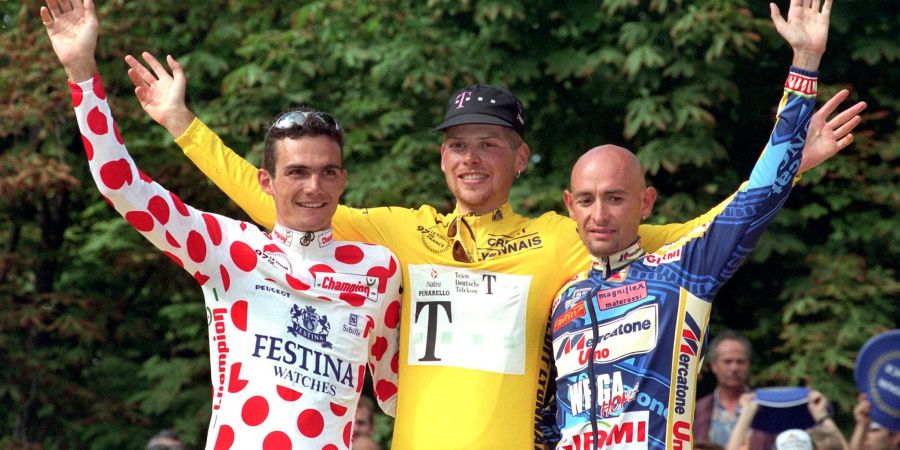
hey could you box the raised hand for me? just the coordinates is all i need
[40,0,98,82]
[770,0,833,70]
[125,52,195,137]
[799,89,867,173]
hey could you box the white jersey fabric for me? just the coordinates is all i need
[70,75,401,450]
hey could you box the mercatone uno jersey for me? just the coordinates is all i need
[548,67,817,450]
[71,75,402,450]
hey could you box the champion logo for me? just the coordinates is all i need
[315,273,379,302]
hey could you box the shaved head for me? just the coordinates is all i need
[564,144,656,258]
[570,145,646,191]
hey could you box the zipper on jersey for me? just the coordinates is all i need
[585,280,604,450]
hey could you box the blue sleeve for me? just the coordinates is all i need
[661,67,818,299]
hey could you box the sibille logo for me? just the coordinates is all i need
[287,305,332,348]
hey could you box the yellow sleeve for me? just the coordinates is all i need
[332,205,389,244]
[175,117,276,229]
[637,188,740,253]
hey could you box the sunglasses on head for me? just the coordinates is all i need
[269,110,342,133]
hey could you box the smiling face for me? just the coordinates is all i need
[440,124,529,215]
[563,145,656,258]
[258,135,346,232]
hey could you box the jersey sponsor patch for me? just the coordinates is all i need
[407,264,530,374]
[314,273,379,302]
[597,281,647,310]
[554,302,586,332]
[558,411,650,450]
[554,304,658,375]
[644,247,682,266]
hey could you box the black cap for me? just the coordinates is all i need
[432,84,525,136]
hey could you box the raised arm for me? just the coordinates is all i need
[124,53,276,227]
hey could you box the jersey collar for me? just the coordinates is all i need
[271,223,335,251]
[451,202,513,222]
[590,239,645,278]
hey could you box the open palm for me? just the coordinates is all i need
[41,0,98,68]
[125,53,187,126]
[770,0,832,54]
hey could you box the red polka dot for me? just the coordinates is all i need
[165,231,181,248]
[363,316,374,338]
[147,195,170,224]
[124,211,154,232]
[169,192,189,216]
[219,265,231,291]
[372,337,388,360]
[231,300,248,331]
[323,445,339,450]
[334,245,364,264]
[213,424,234,450]
[375,380,397,401]
[384,300,400,329]
[240,222,248,231]
[241,395,269,426]
[138,169,152,183]
[391,352,399,374]
[263,243,284,254]
[286,274,310,291]
[203,213,223,246]
[366,265,391,294]
[87,106,108,135]
[186,230,207,263]
[113,122,123,145]
[69,81,83,107]
[193,271,209,285]
[329,402,347,417]
[80,135,93,160]
[277,385,302,401]
[92,75,106,100]
[162,251,183,267]
[297,409,325,438]
[338,292,365,307]
[316,296,332,302]
[356,365,365,393]
[343,421,352,447]
[227,362,248,393]
[387,256,397,277]
[308,264,335,279]
[230,241,257,271]
[99,159,133,190]
[263,431,292,450]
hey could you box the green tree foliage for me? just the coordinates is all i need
[1,0,896,447]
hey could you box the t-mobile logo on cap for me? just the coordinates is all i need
[454,91,472,109]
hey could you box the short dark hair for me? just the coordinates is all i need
[708,330,752,363]
[263,106,344,175]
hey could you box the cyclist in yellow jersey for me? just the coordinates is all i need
[124,51,862,449]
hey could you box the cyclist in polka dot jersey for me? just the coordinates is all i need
[41,1,401,448]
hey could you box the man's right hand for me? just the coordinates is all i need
[41,0,99,82]
[125,52,195,138]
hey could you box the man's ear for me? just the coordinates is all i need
[516,143,531,174]
[259,169,275,196]
[641,187,657,219]
[563,190,576,220]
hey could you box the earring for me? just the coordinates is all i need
[516,170,521,179]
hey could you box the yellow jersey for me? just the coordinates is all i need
[175,118,721,449]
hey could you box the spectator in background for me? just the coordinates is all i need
[695,331,775,450]
[850,394,900,450]
[726,389,848,450]
[354,395,376,441]
[145,429,185,450]
[806,389,849,450]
